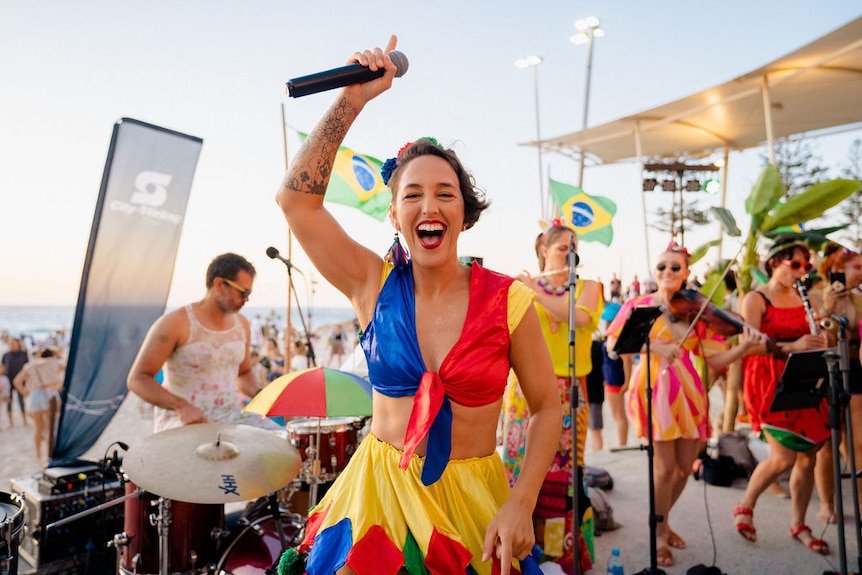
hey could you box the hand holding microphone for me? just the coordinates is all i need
[286,34,408,98]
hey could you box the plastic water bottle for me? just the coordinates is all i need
[607,547,624,575]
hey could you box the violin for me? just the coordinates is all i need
[667,289,786,359]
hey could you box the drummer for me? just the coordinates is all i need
[128,252,278,432]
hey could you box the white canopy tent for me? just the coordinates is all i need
[529,15,862,263]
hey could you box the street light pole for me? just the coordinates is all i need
[515,55,545,219]
[571,16,604,187]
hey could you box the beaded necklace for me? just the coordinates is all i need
[537,277,567,296]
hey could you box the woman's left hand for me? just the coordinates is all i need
[482,498,535,574]
[738,326,767,351]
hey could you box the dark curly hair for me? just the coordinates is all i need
[205,253,256,288]
[386,139,489,230]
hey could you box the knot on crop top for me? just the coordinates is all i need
[361,261,514,485]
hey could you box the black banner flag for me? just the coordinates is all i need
[53,118,202,462]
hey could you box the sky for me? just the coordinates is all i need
[2,1,861,311]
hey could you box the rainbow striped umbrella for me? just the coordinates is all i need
[245,367,372,418]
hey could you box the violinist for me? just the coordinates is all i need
[605,241,763,568]
[733,235,829,555]
[811,242,862,523]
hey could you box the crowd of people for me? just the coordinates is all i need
[0,330,69,462]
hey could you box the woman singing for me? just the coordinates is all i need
[275,36,560,575]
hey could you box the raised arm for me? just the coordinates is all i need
[276,35,399,323]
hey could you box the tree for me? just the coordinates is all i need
[650,195,711,245]
[838,138,862,247]
[760,138,830,198]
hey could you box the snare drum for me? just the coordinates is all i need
[286,417,361,476]
[215,513,303,575]
[121,481,224,575]
[0,492,24,575]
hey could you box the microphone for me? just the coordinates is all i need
[286,50,409,98]
[266,246,303,274]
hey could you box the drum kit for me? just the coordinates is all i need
[1,416,365,575]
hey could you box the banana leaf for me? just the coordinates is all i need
[750,268,769,286]
[688,239,722,266]
[762,224,850,251]
[762,179,860,230]
[700,268,729,306]
[745,165,785,217]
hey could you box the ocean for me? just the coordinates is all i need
[0,305,356,343]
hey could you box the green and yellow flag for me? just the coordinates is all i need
[549,178,617,246]
[299,132,390,221]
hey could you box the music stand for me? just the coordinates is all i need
[769,349,831,412]
[609,305,665,575]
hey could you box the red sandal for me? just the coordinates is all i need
[733,505,756,542]
[790,524,829,554]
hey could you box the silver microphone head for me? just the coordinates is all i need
[389,50,409,78]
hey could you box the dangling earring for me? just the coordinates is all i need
[385,230,408,268]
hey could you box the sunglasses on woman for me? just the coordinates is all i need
[781,259,814,273]
[656,262,682,272]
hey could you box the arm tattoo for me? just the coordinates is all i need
[284,97,357,196]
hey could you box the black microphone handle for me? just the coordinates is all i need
[286,50,408,98]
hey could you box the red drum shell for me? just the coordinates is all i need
[215,513,303,575]
[286,417,361,475]
[121,481,224,575]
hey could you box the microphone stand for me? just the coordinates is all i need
[281,259,317,368]
[566,237,582,574]
[823,315,862,575]
[606,305,664,575]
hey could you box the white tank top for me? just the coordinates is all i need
[154,305,276,432]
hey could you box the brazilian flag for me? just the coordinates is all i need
[549,178,617,246]
[299,133,390,221]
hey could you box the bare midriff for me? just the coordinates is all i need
[370,391,502,460]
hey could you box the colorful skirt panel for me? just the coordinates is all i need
[298,433,540,575]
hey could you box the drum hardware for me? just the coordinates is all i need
[44,487,142,532]
[108,532,129,575]
[0,492,24,575]
[155,497,170,575]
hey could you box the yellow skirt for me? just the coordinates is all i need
[296,433,537,575]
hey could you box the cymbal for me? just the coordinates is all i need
[123,423,301,504]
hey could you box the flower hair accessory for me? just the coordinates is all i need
[538,217,572,246]
[380,137,442,185]
[665,240,691,259]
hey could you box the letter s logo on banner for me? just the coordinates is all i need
[131,170,172,207]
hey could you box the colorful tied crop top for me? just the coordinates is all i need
[361,260,534,485]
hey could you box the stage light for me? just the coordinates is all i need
[642,178,658,191]
[661,179,677,192]
[684,180,701,192]
[704,178,721,194]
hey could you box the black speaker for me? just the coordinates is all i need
[11,474,124,574]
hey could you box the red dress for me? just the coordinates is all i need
[742,292,829,446]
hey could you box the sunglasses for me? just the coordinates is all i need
[221,277,252,300]
[656,262,682,272]
[782,259,814,273]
